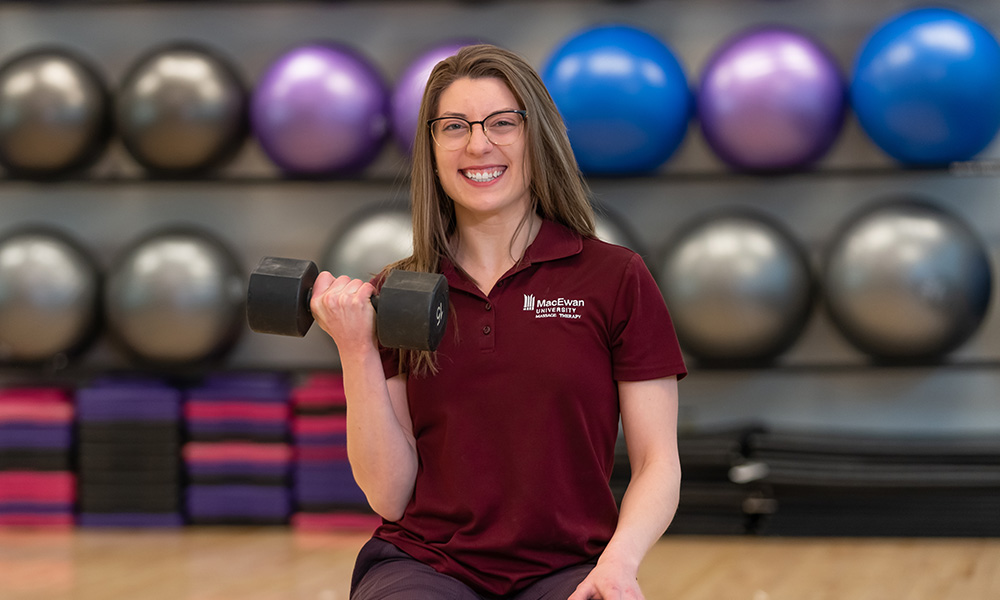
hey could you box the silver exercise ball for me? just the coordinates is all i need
[117,42,247,175]
[0,47,112,177]
[823,200,992,361]
[594,207,644,253]
[105,227,245,365]
[658,210,815,364]
[323,207,413,281]
[0,228,101,363]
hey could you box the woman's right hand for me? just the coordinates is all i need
[308,271,379,355]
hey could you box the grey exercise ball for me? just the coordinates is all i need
[823,200,992,361]
[0,228,101,363]
[105,227,245,365]
[323,207,413,281]
[594,206,644,253]
[658,210,815,364]
[117,42,247,175]
[0,47,112,177]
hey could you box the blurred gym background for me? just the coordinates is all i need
[1,0,1000,536]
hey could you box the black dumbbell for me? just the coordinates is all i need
[246,256,448,351]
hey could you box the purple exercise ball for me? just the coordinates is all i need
[251,43,389,176]
[391,41,475,155]
[698,26,846,171]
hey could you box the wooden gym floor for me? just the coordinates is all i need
[2,528,1000,599]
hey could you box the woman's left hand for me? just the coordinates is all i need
[568,558,644,600]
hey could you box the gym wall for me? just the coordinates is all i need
[0,0,999,437]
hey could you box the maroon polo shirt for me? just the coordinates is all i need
[374,219,686,596]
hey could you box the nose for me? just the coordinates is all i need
[466,122,494,153]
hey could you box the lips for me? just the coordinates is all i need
[462,166,506,183]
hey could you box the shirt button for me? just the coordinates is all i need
[482,326,491,335]
[484,302,492,311]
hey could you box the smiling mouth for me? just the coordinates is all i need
[462,167,506,183]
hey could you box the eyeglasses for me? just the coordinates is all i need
[427,110,526,151]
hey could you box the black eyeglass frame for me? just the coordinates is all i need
[427,110,527,148]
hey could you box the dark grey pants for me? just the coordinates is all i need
[350,538,597,600]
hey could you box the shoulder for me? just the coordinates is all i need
[579,234,649,274]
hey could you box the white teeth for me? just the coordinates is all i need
[463,168,504,182]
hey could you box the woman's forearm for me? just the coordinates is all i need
[601,454,682,572]
[341,351,418,521]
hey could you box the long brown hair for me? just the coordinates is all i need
[389,43,596,375]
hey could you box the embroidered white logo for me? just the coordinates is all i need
[523,293,584,319]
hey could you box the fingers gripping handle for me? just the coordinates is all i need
[246,256,449,350]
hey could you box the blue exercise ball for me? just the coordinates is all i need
[851,8,1000,165]
[823,200,992,361]
[542,25,693,175]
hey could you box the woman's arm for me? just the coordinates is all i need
[570,375,681,599]
[309,272,418,521]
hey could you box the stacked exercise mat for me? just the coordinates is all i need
[183,373,292,524]
[671,427,772,535]
[741,430,1000,537]
[76,378,183,527]
[290,373,379,532]
[618,425,1000,537]
[0,387,75,528]
[613,426,773,535]
[10,374,1000,538]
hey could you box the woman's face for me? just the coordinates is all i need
[431,77,531,225]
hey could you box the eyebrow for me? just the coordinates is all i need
[436,108,520,119]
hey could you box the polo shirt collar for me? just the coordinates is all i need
[523,218,584,265]
[440,219,584,293]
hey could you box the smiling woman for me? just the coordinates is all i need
[302,44,688,600]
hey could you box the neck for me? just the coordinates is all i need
[452,210,542,294]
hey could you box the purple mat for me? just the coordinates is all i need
[75,397,181,422]
[0,501,74,514]
[0,425,72,449]
[295,461,353,480]
[294,432,347,446]
[186,461,290,478]
[187,372,291,403]
[186,485,291,517]
[295,481,367,505]
[198,372,291,391]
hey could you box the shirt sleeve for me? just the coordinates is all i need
[610,253,687,382]
[379,346,401,379]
